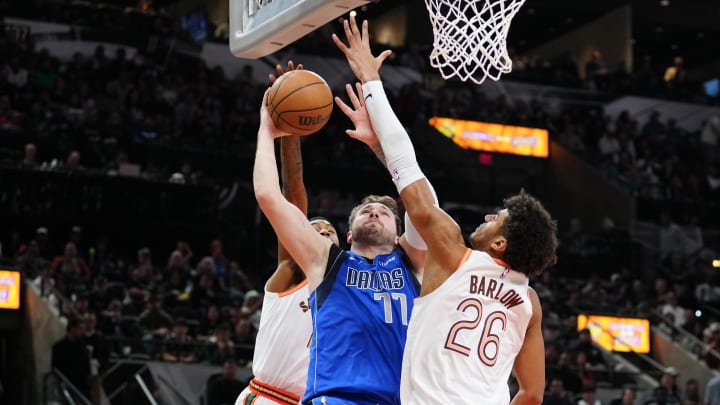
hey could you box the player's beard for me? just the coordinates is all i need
[352,222,395,249]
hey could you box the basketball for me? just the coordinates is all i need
[267,70,334,136]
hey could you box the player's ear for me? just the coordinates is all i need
[347,231,353,244]
[395,236,400,246]
[490,236,507,254]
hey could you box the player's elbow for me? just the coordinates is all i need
[254,184,278,210]
[512,390,544,405]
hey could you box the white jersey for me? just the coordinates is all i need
[401,249,533,404]
[244,280,312,402]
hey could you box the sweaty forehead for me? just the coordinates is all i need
[361,202,392,213]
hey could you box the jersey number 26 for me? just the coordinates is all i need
[444,297,507,366]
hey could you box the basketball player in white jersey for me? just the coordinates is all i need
[334,16,558,404]
[236,63,341,405]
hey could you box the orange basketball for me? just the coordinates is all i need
[267,70,333,136]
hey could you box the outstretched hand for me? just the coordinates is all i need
[332,15,391,83]
[259,88,290,139]
[335,82,378,147]
[268,60,304,83]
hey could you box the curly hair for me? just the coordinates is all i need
[500,190,558,277]
[348,195,402,235]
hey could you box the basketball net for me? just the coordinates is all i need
[425,0,526,85]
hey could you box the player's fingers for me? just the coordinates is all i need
[361,20,369,45]
[334,96,353,116]
[343,19,353,42]
[331,34,349,54]
[286,60,294,71]
[377,50,393,64]
[355,82,364,101]
[349,15,358,34]
[346,83,362,109]
[275,64,285,77]
[268,73,277,83]
[296,63,303,70]
[346,129,361,140]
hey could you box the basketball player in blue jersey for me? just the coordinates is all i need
[334,16,558,405]
[253,76,426,403]
[238,61,344,405]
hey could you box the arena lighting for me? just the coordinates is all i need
[577,314,651,353]
[0,269,21,310]
[713,259,720,268]
[428,116,549,158]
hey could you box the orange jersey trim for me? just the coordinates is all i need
[248,378,300,404]
[278,279,308,298]
[454,248,472,271]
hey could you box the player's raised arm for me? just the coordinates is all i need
[253,89,332,291]
[334,16,465,283]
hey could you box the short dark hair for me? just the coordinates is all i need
[348,195,402,234]
[500,190,558,277]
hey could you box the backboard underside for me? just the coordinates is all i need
[230,0,371,59]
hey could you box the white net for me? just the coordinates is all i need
[425,0,526,84]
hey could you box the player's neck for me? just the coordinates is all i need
[350,242,394,260]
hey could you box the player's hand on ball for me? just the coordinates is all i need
[335,82,378,147]
[260,88,291,138]
[269,60,304,83]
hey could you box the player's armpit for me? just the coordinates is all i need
[510,288,545,405]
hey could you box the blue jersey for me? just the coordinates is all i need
[303,244,420,405]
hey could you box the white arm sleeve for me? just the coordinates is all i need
[361,80,424,192]
[361,81,439,250]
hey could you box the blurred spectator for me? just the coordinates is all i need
[585,50,609,91]
[197,304,222,338]
[64,150,84,172]
[36,227,53,260]
[175,241,194,266]
[609,386,636,405]
[658,211,686,263]
[206,360,245,405]
[578,385,602,405]
[190,272,221,308]
[51,318,91,399]
[706,360,720,405]
[570,329,605,368]
[663,57,687,98]
[161,318,197,362]
[682,378,700,405]
[83,312,109,403]
[210,239,228,287]
[227,261,253,298]
[640,367,682,405]
[51,242,91,286]
[703,323,720,368]
[551,351,584,395]
[544,378,575,405]
[136,294,173,339]
[17,240,42,277]
[21,143,38,168]
[240,290,262,332]
[232,318,254,346]
[202,323,235,365]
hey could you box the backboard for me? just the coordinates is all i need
[230,0,372,59]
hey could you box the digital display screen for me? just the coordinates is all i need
[0,270,21,310]
[428,116,550,158]
[577,314,650,353]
